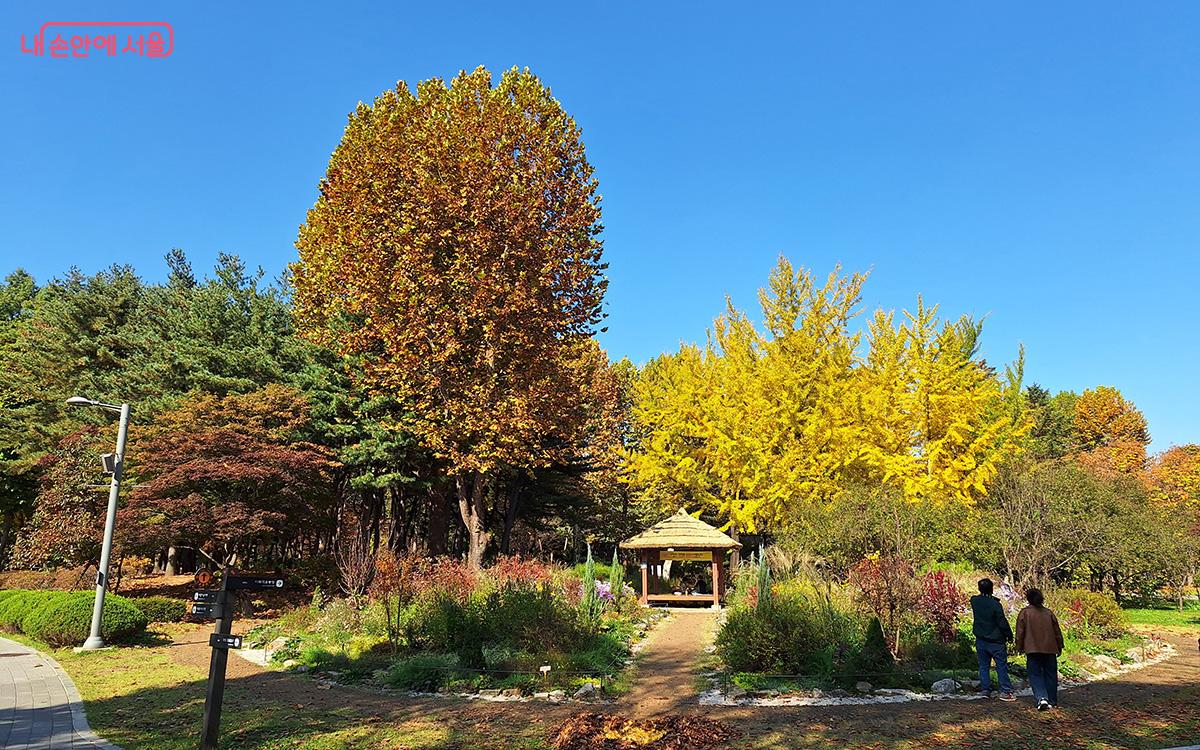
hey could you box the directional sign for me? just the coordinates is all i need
[193,591,220,603]
[190,603,225,619]
[209,633,243,650]
[225,575,284,591]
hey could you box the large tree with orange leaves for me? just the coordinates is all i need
[1073,386,1150,474]
[291,67,607,567]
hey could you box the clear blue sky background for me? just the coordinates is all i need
[2,2,1197,451]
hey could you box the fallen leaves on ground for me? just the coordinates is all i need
[550,712,739,750]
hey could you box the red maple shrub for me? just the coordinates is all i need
[848,556,918,653]
[917,570,967,643]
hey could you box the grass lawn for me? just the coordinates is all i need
[10,623,1200,750]
[13,625,555,750]
[1124,601,1200,629]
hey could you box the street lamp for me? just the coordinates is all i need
[66,396,131,650]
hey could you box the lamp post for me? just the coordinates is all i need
[66,396,131,650]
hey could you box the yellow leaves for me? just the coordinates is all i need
[626,259,1034,532]
[1072,386,1150,474]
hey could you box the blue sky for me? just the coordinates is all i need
[2,2,1197,451]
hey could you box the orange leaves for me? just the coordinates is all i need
[291,67,607,479]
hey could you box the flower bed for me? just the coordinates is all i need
[244,554,652,700]
[708,556,1168,704]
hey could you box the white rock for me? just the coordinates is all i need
[1092,655,1121,671]
[930,678,959,694]
[855,681,874,693]
[572,683,597,699]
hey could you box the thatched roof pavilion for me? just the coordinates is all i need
[620,509,741,607]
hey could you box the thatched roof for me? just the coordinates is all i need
[619,509,742,550]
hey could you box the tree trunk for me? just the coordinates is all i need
[456,473,491,568]
[501,482,521,555]
[428,487,449,556]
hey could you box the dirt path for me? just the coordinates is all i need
[622,608,720,718]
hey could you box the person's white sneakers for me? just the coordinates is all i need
[1037,699,1050,711]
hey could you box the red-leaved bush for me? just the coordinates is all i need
[917,570,967,643]
[489,555,557,588]
[848,557,918,653]
[421,557,479,602]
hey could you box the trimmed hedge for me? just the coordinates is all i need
[134,596,187,623]
[0,590,148,647]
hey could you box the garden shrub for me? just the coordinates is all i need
[381,652,461,692]
[23,592,147,647]
[716,590,863,675]
[567,631,629,673]
[913,631,974,670]
[134,596,187,623]
[917,571,967,643]
[848,617,894,679]
[1049,589,1127,639]
[0,590,33,630]
[0,590,73,634]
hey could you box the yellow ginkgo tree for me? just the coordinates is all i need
[625,259,1031,536]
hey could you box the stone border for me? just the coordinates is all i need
[698,640,1178,707]
[1,637,124,750]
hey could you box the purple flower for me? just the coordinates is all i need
[595,580,615,602]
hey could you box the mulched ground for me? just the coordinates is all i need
[551,713,739,750]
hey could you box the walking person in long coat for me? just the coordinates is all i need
[1015,588,1065,711]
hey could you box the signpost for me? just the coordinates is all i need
[193,571,283,750]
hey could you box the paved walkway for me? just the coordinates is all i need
[0,637,120,750]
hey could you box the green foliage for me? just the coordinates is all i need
[381,652,462,692]
[850,618,895,678]
[911,630,975,670]
[133,596,187,623]
[406,584,585,668]
[755,550,773,612]
[0,590,147,647]
[579,544,602,626]
[609,549,625,607]
[716,585,864,675]
[1049,588,1127,639]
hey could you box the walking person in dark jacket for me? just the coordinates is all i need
[971,578,1015,700]
[1015,588,1065,711]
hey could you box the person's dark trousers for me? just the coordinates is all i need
[1026,653,1059,705]
[976,638,1013,693]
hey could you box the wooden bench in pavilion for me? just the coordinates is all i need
[619,508,742,608]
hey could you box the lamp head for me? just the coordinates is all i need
[66,396,95,408]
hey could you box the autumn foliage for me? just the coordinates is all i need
[292,66,609,566]
[626,259,1030,535]
[917,570,968,643]
[120,385,336,564]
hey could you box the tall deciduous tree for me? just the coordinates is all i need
[627,260,1029,536]
[292,67,607,567]
[1073,386,1150,474]
[853,300,1029,503]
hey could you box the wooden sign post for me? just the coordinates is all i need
[195,572,284,750]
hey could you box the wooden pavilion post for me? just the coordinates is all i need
[639,550,650,606]
[710,549,721,608]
